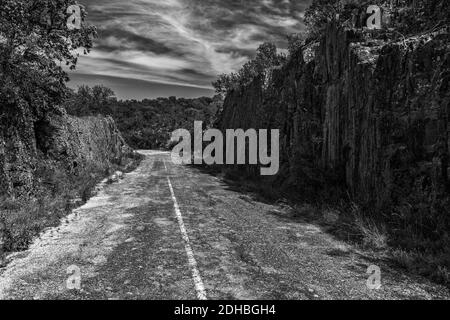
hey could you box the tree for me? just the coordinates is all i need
[66,85,92,115]
[255,42,280,72]
[0,0,97,115]
[65,85,116,116]
[287,32,307,56]
[304,0,340,39]
[212,42,285,95]
[212,73,239,96]
[92,85,116,106]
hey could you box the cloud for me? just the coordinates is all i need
[69,0,311,98]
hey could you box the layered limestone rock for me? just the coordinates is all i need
[0,106,133,197]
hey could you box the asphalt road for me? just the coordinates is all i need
[0,151,449,300]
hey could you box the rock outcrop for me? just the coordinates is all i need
[0,105,133,197]
[218,23,449,216]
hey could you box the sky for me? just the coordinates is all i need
[69,0,311,100]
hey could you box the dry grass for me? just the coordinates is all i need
[332,202,450,288]
[353,215,388,250]
[0,166,102,253]
[391,248,450,287]
[329,202,389,251]
[0,156,142,255]
[0,196,71,252]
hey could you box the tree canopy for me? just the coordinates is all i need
[0,0,96,115]
[212,42,285,95]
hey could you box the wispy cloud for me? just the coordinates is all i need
[69,0,311,98]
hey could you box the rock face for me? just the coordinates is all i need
[0,105,133,197]
[218,23,449,213]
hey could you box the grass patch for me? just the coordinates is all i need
[391,249,450,287]
[0,196,71,252]
[350,204,388,250]
[0,166,102,254]
[0,154,143,258]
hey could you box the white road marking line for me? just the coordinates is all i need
[163,159,207,300]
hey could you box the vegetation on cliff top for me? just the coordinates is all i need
[214,0,449,97]
[303,0,449,38]
[212,42,286,96]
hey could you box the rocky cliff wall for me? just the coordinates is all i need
[218,23,449,214]
[0,105,133,197]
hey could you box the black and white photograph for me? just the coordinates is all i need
[0,0,449,308]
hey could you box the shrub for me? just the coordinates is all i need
[353,214,388,250]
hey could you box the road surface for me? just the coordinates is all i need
[0,151,449,300]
